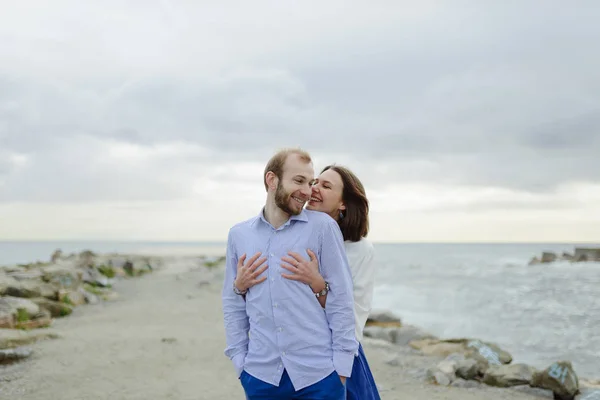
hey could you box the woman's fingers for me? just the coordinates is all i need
[281,273,301,281]
[245,252,262,267]
[280,263,297,272]
[251,264,268,278]
[306,249,317,262]
[237,253,247,269]
[253,275,268,284]
[281,256,298,267]
[249,256,267,271]
[287,251,307,264]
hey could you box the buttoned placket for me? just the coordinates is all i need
[269,226,285,381]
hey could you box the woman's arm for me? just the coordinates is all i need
[350,242,376,339]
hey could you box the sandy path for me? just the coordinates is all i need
[0,262,552,400]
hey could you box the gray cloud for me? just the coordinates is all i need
[1,1,600,203]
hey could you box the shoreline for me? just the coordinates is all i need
[1,252,599,399]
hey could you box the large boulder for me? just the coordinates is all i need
[3,279,58,300]
[531,361,579,400]
[482,364,537,387]
[465,339,512,365]
[574,247,600,262]
[58,289,86,306]
[50,249,63,263]
[0,273,18,295]
[0,296,53,330]
[426,359,458,386]
[410,338,512,366]
[30,298,73,318]
[81,266,113,288]
[0,328,59,349]
[456,358,480,380]
[541,252,558,263]
[41,265,82,289]
[0,296,41,317]
[0,346,33,364]
[366,309,402,327]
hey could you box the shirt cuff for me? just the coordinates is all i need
[232,352,246,378]
[333,351,355,378]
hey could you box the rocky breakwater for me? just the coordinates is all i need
[0,249,162,365]
[529,247,600,265]
[365,310,600,400]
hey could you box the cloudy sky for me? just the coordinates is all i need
[1,1,599,242]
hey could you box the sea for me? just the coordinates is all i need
[1,241,598,378]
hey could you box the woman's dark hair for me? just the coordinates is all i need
[321,164,369,242]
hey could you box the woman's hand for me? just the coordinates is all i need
[234,252,268,292]
[280,249,325,292]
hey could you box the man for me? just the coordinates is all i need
[222,148,358,399]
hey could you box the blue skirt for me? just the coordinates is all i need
[346,343,381,400]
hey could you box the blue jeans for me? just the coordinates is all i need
[240,369,346,400]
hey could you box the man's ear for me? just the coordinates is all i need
[265,171,278,191]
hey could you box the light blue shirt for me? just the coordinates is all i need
[222,209,358,390]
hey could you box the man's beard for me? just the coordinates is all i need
[275,182,302,216]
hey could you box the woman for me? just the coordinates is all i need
[234,164,380,400]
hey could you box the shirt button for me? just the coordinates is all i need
[271,278,275,282]
[274,303,278,308]
[278,327,283,332]
[282,352,286,356]
[270,253,275,257]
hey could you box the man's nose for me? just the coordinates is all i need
[301,183,312,198]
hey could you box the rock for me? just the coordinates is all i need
[456,358,480,380]
[393,325,438,346]
[409,339,467,357]
[574,247,600,262]
[79,287,99,304]
[561,252,574,261]
[531,361,579,400]
[541,252,558,263]
[426,358,459,386]
[465,339,512,365]
[366,309,402,327]
[0,296,41,317]
[78,250,96,267]
[0,273,19,295]
[123,261,134,276]
[3,280,58,300]
[0,328,59,349]
[15,309,53,330]
[451,378,482,389]
[81,266,113,288]
[363,326,396,343]
[528,256,541,266]
[161,337,177,344]
[426,367,454,386]
[410,338,512,370]
[41,265,82,289]
[50,249,63,263]
[0,346,33,364]
[482,364,537,387]
[30,298,73,318]
[0,313,14,329]
[58,289,86,306]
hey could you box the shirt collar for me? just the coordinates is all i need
[256,207,308,229]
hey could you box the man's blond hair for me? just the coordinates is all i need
[263,148,312,191]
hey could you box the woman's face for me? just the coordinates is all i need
[306,169,345,221]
